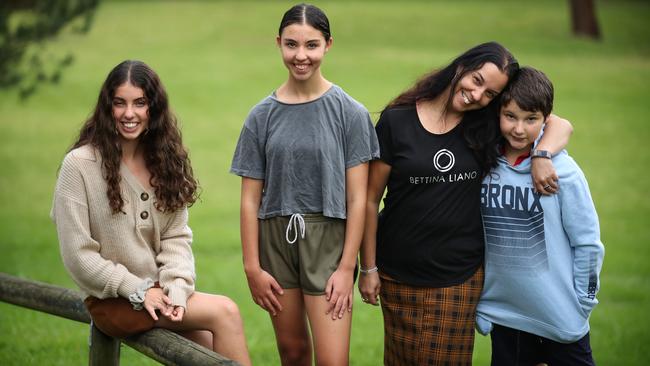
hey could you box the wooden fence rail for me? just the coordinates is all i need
[0,272,239,366]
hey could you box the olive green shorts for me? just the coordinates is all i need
[259,214,347,295]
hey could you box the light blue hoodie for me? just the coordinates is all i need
[476,151,605,343]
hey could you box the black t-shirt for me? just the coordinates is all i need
[375,106,485,287]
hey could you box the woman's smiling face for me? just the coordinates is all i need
[276,23,332,83]
[112,82,149,143]
[450,62,508,113]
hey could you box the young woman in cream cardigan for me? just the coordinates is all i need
[52,60,251,365]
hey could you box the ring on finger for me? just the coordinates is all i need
[543,184,552,190]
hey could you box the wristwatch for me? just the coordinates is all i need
[531,149,552,159]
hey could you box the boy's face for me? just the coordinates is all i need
[500,100,546,156]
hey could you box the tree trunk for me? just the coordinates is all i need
[569,0,602,40]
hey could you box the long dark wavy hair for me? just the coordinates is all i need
[385,42,519,174]
[71,60,198,214]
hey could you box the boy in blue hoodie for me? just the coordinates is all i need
[476,67,605,366]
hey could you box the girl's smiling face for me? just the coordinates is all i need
[112,82,149,143]
[277,23,332,83]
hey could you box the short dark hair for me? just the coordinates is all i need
[279,3,331,41]
[500,66,554,118]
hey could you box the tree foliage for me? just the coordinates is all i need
[0,0,99,99]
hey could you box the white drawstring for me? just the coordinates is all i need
[285,213,305,244]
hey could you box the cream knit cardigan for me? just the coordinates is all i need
[51,145,195,309]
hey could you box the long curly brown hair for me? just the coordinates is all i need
[71,60,198,214]
[385,42,519,175]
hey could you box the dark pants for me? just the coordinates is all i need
[491,324,595,366]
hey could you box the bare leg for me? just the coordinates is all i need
[175,330,213,350]
[270,288,312,366]
[304,294,352,366]
[156,292,251,366]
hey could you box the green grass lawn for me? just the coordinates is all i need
[1,0,648,364]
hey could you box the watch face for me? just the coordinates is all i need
[533,150,551,158]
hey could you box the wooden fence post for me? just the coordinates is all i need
[89,323,121,366]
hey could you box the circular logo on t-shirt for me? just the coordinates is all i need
[433,149,455,172]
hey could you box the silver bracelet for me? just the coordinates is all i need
[359,266,378,275]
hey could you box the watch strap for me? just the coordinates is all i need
[531,149,552,159]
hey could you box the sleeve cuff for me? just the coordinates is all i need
[165,281,194,310]
[128,278,155,310]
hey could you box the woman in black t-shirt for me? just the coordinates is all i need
[358,42,573,365]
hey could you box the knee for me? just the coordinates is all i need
[277,338,311,365]
[220,297,242,318]
[212,297,243,329]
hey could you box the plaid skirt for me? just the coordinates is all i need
[379,266,484,366]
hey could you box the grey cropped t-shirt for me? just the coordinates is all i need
[230,85,380,219]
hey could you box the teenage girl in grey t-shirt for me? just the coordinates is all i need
[230,4,379,365]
